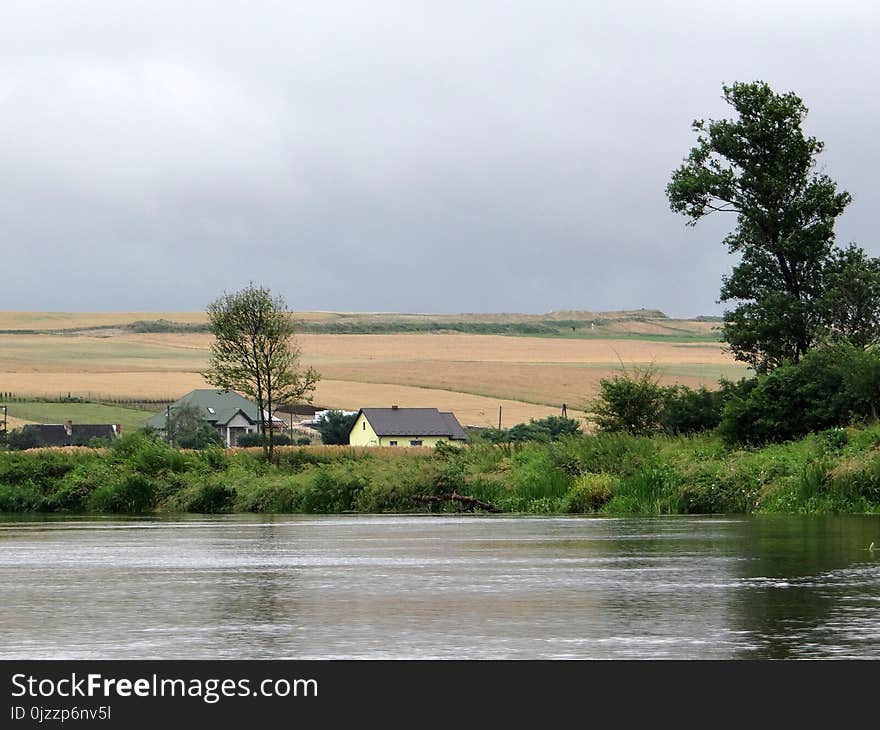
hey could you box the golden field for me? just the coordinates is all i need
[0,311,746,427]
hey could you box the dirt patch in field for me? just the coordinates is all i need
[2,415,34,429]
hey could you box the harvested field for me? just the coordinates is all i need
[296,333,733,366]
[604,319,718,336]
[313,380,578,426]
[0,371,207,401]
[0,325,747,428]
[315,360,744,409]
[0,312,208,331]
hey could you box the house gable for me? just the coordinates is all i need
[348,410,380,446]
[146,390,264,431]
[223,410,255,428]
[349,408,466,447]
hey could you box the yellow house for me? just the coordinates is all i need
[348,407,468,447]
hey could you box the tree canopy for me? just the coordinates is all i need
[667,81,879,372]
[316,410,358,445]
[203,284,320,460]
[167,402,223,450]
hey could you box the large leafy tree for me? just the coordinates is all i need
[819,243,880,349]
[203,284,320,460]
[667,81,860,373]
[317,410,358,445]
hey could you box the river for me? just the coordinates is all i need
[1,514,879,659]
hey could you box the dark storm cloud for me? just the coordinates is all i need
[1,1,878,315]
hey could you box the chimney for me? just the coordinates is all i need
[64,420,73,436]
[391,405,398,410]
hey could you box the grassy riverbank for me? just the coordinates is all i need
[3,427,880,515]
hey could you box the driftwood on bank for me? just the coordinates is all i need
[414,492,502,513]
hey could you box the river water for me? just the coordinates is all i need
[1,514,879,659]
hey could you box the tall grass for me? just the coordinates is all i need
[4,426,880,515]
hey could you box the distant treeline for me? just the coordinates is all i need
[126,319,211,333]
[296,320,577,335]
[0,320,211,335]
[295,318,718,338]
[0,317,721,340]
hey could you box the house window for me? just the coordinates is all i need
[207,407,215,414]
[389,440,398,446]
[410,439,422,446]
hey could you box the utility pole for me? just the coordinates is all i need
[498,405,502,430]
[166,404,172,446]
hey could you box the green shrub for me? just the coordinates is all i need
[111,430,162,457]
[548,432,659,477]
[201,447,228,471]
[674,460,761,514]
[165,402,224,449]
[167,481,236,513]
[124,439,187,476]
[591,365,667,435]
[234,474,306,512]
[87,473,156,513]
[0,451,85,490]
[661,386,724,434]
[821,427,849,452]
[826,454,880,503]
[6,427,43,451]
[491,416,581,443]
[718,344,880,446]
[234,432,295,448]
[299,464,367,512]
[50,462,119,511]
[317,411,358,445]
[507,446,571,501]
[0,481,45,511]
[176,425,224,449]
[604,466,678,514]
[566,473,617,513]
[273,447,339,471]
[354,458,438,512]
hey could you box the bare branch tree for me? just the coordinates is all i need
[203,283,320,460]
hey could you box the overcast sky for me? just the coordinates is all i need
[1,1,878,317]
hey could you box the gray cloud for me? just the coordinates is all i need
[1,1,878,316]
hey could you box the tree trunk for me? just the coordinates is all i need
[414,492,501,513]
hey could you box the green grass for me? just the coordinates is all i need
[7,402,152,432]
[7,425,880,516]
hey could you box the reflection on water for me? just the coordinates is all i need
[1,514,879,659]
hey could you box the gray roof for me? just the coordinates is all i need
[355,408,467,440]
[145,389,261,429]
[27,424,118,447]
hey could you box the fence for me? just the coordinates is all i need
[0,392,176,411]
